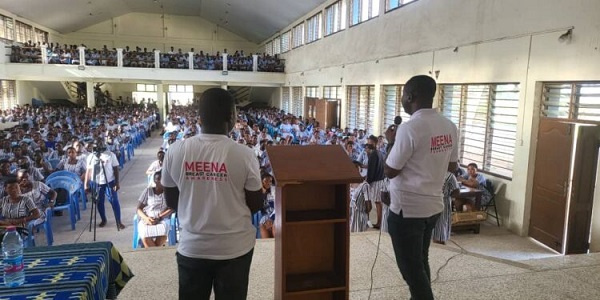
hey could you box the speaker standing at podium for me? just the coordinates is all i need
[162,88,264,300]
[384,76,459,300]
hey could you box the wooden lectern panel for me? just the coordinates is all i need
[266,145,363,185]
[269,145,361,300]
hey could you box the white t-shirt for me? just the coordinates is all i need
[161,133,262,260]
[86,151,119,184]
[386,109,458,218]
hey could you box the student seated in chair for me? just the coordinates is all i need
[136,171,174,247]
[454,163,492,212]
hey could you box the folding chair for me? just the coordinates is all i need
[482,179,503,227]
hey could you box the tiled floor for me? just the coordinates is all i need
[42,135,600,299]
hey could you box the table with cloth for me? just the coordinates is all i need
[0,241,134,300]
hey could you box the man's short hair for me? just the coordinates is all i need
[405,75,437,106]
[368,135,378,143]
[198,88,235,127]
[467,163,478,169]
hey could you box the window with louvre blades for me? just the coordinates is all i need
[439,83,519,179]
[0,15,14,40]
[543,82,600,122]
[35,28,48,44]
[292,23,305,49]
[325,1,346,36]
[324,86,341,100]
[381,85,411,132]
[16,21,33,43]
[350,0,380,26]
[281,31,291,53]
[292,87,303,117]
[282,88,291,113]
[387,0,417,12]
[347,86,359,130]
[272,37,281,55]
[0,80,17,110]
[306,13,322,43]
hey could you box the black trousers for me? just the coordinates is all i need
[388,210,440,300]
[176,249,254,300]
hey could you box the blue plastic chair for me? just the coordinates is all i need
[45,176,79,230]
[133,212,178,249]
[47,171,86,212]
[127,143,134,161]
[26,207,54,247]
[252,211,263,238]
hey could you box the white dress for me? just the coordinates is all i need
[137,187,171,238]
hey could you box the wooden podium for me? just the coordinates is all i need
[267,145,363,300]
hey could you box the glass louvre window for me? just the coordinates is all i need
[324,86,342,99]
[439,83,520,178]
[273,37,281,55]
[292,23,305,48]
[282,88,291,113]
[542,82,600,122]
[0,80,17,110]
[136,84,157,92]
[381,85,411,132]
[35,28,48,44]
[168,85,193,93]
[325,1,346,36]
[350,0,379,26]
[488,84,519,177]
[306,13,322,43]
[0,15,14,40]
[265,41,273,56]
[15,21,33,43]
[281,31,291,53]
[387,0,416,11]
[292,87,303,117]
[346,85,375,133]
[306,86,319,98]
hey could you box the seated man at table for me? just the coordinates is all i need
[454,163,492,212]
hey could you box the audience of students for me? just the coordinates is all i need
[10,42,285,72]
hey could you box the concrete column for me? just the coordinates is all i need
[252,54,258,72]
[154,50,161,69]
[78,46,86,66]
[40,45,47,64]
[372,84,382,136]
[221,84,228,90]
[188,52,194,70]
[157,84,166,123]
[222,53,228,71]
[116,48,123,67]
[340,84,347,129]
[86,81,95,108]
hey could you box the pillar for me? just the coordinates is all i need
[86,81,95,108]
[252,54,258,72]
[188,52,194,70]
[116,48,123,67]
[40,45,47,64]
[154,50,161,69]
[372,84,382,136]
[157,84,166,124]
[221,84,228,90]
[78,46,86,66]
[222,53,228,71]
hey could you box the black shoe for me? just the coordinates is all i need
[117,223,125,230]
[99,221,107,228]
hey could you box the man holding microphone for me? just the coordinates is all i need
[384,75,458,300]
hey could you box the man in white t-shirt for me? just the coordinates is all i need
[84,141,124,229]
[162,88,263,300]
[384,75,458,300]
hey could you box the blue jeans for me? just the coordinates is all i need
[388,210,440,300]
[96,181,121,224]
[176,249,254,300]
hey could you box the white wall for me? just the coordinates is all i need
[270,0,600,237]
[61,13,258,54]
[16,81,48,106]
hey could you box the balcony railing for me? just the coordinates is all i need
[7,45,285,73]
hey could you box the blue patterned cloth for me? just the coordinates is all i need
[0,241,133,300]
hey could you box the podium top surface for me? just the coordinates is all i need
[266,145,363,185]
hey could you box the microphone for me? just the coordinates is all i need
[394,116,402,125]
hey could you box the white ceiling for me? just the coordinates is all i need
[0,0,326,43]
